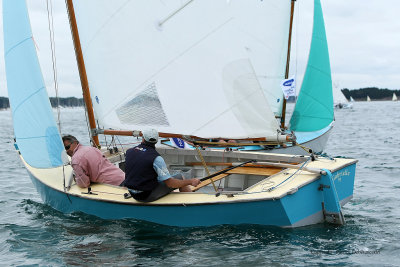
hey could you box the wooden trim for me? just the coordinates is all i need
[186,162,296,168]
[226,167,283,176]
[65,0,99,147]
[192,173,230,192]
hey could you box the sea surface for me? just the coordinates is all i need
[0,102,399,266]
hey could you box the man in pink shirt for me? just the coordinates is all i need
[62,135,125,188]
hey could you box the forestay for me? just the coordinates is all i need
[3,0,66,168]
[72,0,291,139]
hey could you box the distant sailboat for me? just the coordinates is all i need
[333,83,352,109]
[392,93,398,101]
[350,96,355,102]
[367,95,371,102]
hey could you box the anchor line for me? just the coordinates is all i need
[46,0,62,132]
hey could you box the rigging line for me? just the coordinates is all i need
[295,142,313,154]
[102,132,110,150]
[115,135,127,156]
[265,158,310,192]
[158,0,195,27]
[82,100,93,145]
[46,0,61,132]
[289,0,299,104]
[194,145,218,192]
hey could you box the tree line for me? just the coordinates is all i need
[1,87,399,109]
[342,87,399,101]
[0,97,84,109]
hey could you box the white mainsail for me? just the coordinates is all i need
[392,93,398,101]
[72,0,291,139]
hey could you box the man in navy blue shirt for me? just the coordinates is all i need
[123,129,200,202]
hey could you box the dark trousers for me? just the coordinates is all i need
[128,174,183,202]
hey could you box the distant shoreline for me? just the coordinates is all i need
[0,97,84,109]
[1,87,399,109]
[341,87,399,101]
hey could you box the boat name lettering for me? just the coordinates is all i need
[333,169,350,182]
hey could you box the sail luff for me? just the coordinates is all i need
[280,0,296,129]
[65,0,100,147]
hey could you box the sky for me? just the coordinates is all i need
[0,0,399,97]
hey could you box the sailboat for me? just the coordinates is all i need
[350,96,355,102]
[333,83,352,109]
[392,93,398,101]
[367,95,371,102]
[3,0,357,227]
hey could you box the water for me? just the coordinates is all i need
[0,102,399,266]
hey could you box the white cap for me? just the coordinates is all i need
[142,128,159,143]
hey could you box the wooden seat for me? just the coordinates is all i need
[226,166,282,176]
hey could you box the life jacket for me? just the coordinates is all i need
[124,143,160,191]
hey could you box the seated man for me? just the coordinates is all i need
[123,129,200,202]
[62,135,125,188]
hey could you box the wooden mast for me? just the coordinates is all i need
[65,0,100,148]
[280,0,296,130]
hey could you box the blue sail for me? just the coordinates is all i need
[289,0,334,132]
[3,0,65,168]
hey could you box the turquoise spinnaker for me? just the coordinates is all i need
[289,0,334,132]
[3,0,65,168]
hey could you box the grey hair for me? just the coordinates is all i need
[62,135,79,143]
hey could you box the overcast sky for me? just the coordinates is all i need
[0,0,399,97]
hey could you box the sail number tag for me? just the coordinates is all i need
[280,76,296,99]
[170,138,189,149]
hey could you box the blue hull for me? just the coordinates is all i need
[27,163,356,227]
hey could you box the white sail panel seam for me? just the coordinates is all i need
[100,17,235,123]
